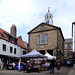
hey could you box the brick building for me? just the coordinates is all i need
[64,38,73,59]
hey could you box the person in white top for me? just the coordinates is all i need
[12,62,15,70]
[1,60,3,70]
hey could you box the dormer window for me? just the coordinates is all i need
[20,43,22,46]
[41,24,44,31]
[0,33,5,38]
[23,42,27,48]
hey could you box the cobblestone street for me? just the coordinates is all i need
[0,67,71,75]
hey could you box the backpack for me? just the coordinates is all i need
[57,62,60,66]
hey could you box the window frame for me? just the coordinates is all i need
[64,44,68,49]
[37,33,48,45]
[14,48,16,54]
[3,44,6,51]
[10,46,13,53]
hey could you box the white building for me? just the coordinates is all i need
[72,22,75,52]
[0,26,28,63]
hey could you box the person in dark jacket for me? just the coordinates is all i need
[50,58,56,74]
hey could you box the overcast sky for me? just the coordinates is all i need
[0,0,75,42]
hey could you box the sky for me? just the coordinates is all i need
[0,0,75,42]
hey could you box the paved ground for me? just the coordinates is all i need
[68,68,75,75]
[0,67,72,75]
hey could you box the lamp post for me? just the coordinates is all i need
[57,49,59,60]
[58,49,59,59]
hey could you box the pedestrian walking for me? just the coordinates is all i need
[1,59,3,70]
[12,62,16,70]
[66,60,71,67]
[50,62,52,73]
[0,59,1,70]
[56,60,61,74]
[50,58,56,74]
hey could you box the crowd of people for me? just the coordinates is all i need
[0,58,75,74]
[47,58,61,74]
[0,59,16,70]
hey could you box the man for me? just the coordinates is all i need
[50,58,56,74]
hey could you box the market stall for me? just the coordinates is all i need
[45,52,56,60]
[19,49,47,72]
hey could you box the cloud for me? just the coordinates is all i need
[0,0,75,42]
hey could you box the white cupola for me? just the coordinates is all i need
[45,7,53,25]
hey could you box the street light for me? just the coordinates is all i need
[57,49,59,60]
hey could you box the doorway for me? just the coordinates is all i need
[39,50,45,55]
[47,50,53,55]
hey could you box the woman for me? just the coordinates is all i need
[1,60,3,70]
[56,60,61,74]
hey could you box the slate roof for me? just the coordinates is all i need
[28,22,64,41]
[64,38,73,43]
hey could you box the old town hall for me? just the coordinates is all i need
[28,8,64,61]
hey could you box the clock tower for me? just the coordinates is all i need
[45,7,53,25]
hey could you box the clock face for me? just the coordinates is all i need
[46,20,50,24]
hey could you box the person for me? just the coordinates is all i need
[67,60,71,67]
[12,62,16,70]
[56,60,61,74]
[23,62,27,73]
[1,59,3,70]
[50,58,56,74]
[0,59,1,70]
[49,62,52,73]
[7,60,10,65]
[45,62,50,70]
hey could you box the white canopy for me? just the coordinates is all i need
[21,49,47,58]
[45,52,56,59]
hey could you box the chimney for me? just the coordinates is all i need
[10,24,17,37]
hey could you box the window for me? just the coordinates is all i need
[12,38,17,44]
[10,47,13,53]
[24,42,27,48]
[45,34,48,44]
[0,33,5,37]
[70,43,73,49]
[20,43,22,46]
[37,35,40,44]
[14,48,16,54]
[70,51,73,57]
[41,24,44,30]
[64,44,68,49]
[64,51,67,56]
[37,33,48,45]
[3,44,6,51]
[4,32,9,40]
[40,33,45,44]
[9,36,12,42]
[4,32,12,42]
[23,51,26,55]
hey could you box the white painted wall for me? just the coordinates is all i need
[73,24,75,52]
[0,39,27,58]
